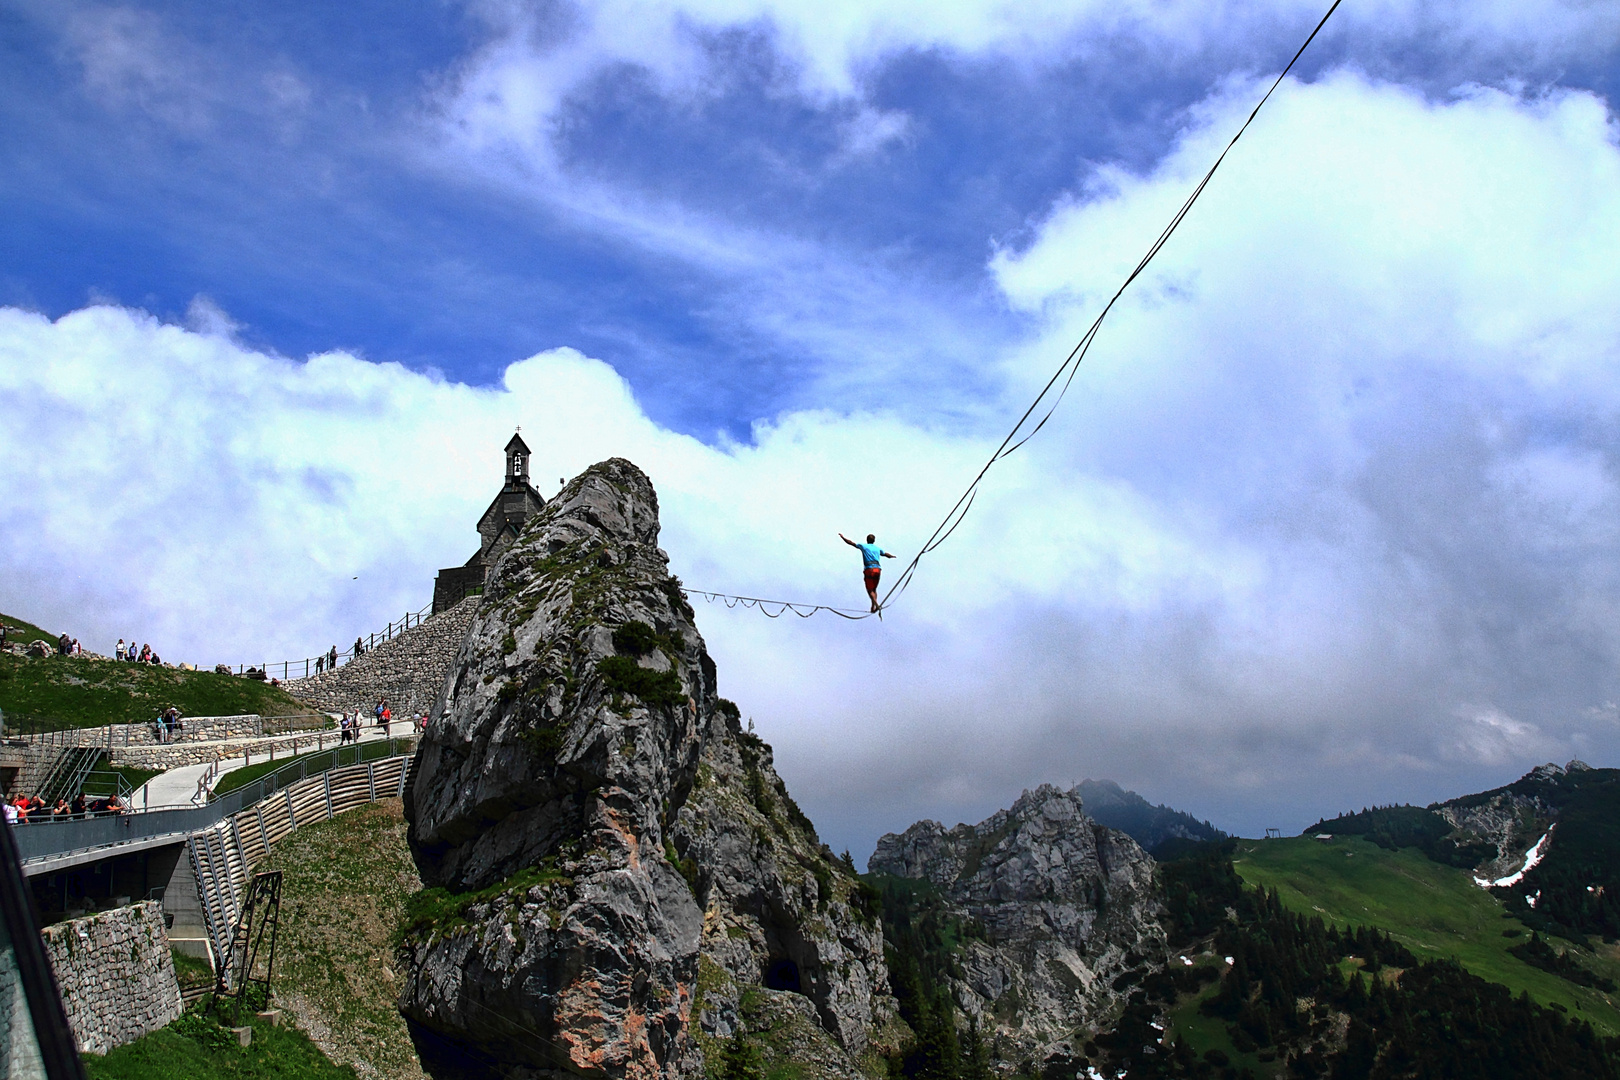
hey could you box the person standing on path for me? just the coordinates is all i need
[839,532,895,614]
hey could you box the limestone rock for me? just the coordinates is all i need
[869,784,1164,1069]
[673,706,899,1077]
[400,459,893,1080]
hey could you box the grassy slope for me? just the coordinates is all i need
[0,652,315,728]
[0,611,58,644]
[213,740,399,798]
[1233,836,1620,1035]
[85,1005,357,1080]
[258,798,427,1080]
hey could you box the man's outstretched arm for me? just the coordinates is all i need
[838,533,859,548]
[882,550,896,558]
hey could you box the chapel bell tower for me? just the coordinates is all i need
[430,432,547,612]
[505,433,530,488]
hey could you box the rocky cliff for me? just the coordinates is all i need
[399,458,893,1080]
[868,785,1163,1070]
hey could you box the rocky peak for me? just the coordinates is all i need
[399,459,893,1080]
[870,784,1163,1068]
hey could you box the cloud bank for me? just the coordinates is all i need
[5,69,1620,858]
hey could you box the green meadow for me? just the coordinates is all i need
[1233,835,1620,1035]
[0,617,315,729]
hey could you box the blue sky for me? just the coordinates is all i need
[4,0,1620,860]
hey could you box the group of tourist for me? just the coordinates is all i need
[5,792,124,823]
[0,625,82,655]
[313,645,341,673]
[153,706,182,744]
[113,639,164,665]
[335,699,428,742]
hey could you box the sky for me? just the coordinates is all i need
[3,0,1620,862]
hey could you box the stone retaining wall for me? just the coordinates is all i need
[107,727,368,773]
[0,932,44,1074]
[42,901,182,1055]
[284,596,478,717]
[18,713,322,749]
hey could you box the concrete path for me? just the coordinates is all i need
[131,722,412,811]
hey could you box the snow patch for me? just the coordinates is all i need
[1473,830,1552,889]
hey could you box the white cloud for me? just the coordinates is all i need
[6,71,1620,850]
[1442,707,1559,766]
[437,0,1620,163]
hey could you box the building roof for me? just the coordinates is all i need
[505,432,530,454]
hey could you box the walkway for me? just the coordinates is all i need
[132,723,413,810]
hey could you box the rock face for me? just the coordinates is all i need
[869,785,1163,1069]
[1435,759,1590,881]
[672,706,901,1078]
[400,459,893,1080]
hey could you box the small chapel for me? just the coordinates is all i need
[431,434,547,612]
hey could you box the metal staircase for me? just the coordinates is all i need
[35,745,101,802]
[189,822,247,985]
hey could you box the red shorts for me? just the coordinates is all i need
[863,567,881,588]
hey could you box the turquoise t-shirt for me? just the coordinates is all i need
[858,543,884,568]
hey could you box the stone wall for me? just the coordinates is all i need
[284,596,478,717]
[41,901,182,1055]
[108,727,359,773]
[0,933,45,1074]
[16,713,318,749]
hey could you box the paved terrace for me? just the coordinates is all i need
[132,721,411,810]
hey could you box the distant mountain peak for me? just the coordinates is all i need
[1070,778,1225,855]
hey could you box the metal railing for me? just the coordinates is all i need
[12,739,415,866]
[224,602,437,682]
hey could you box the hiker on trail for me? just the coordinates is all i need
[115,638,125,659]
[839,532,896,613]
[381,704,392,736]
[374,700,385,728]
[328,645,338,669]
[353,636,364,661]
